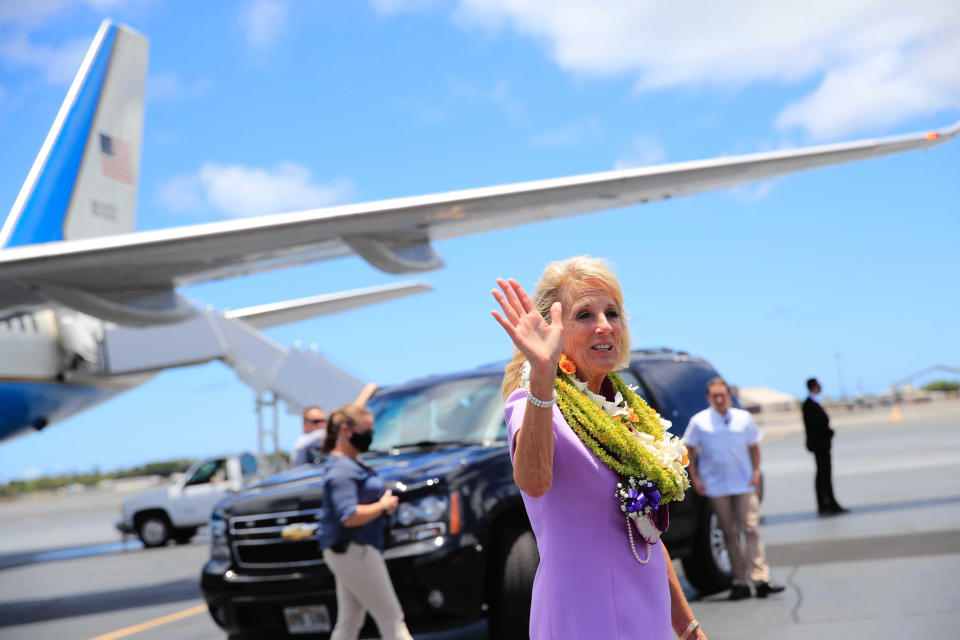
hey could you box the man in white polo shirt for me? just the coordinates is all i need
[290,406,327,468]
[683,377,784,600]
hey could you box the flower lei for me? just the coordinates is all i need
[553,370,690,505]
[528,357,691,562]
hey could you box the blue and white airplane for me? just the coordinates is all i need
[0,20,956,443]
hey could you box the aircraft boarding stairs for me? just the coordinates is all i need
[89,310,366,470]
[94,309,366,411]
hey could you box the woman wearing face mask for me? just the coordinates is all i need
[318,405,413,640]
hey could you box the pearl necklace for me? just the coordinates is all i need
[626,516,652,564]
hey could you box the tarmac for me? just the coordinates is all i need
[0,398,957,639]
[692,398,960,639]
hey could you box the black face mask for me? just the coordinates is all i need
[348,429,373,452]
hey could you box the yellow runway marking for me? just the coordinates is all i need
[87,604,207,640]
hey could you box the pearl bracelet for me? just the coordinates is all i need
[680,619,700,640]
[525,388,556,408]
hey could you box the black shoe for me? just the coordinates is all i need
[728,584,751,600]
[820,504,848,516]
[754,581,785,598]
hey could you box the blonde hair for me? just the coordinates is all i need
[501,256,632,398]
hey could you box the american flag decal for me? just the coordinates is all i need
[99,133,133,185]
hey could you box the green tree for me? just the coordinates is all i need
[0,457,196,498]
[924,380,960,392]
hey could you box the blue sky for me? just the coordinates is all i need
[0,1,957,482]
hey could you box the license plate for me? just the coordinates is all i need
[283,604,331,634]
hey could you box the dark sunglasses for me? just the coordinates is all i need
[305,418,326,424]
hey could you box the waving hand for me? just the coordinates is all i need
[492,278,561,497]
[491,278,563,373]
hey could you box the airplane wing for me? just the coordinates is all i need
[1,22,957,325]
[224,281,432,329]
[1,119,956,322]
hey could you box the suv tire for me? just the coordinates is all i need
[136,512,171,548]
[173,527,197,545]
[681,506,732,596]
[489,527,538,640]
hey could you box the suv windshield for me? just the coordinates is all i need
[368,374,506,449]
[638,358,728,435]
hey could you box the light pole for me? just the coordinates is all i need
[834,351,848,401]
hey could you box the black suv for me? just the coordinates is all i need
[201,348,733,639]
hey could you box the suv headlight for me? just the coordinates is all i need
[416,495,448,521]
[390,493,460,544]
[209,510,231,561]
[395,494,448,527]
[395,502,417,527]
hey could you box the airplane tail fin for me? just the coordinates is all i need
[0,20,147,248]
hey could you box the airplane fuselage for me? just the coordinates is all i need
[0,309,148,440]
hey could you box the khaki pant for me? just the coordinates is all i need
[709,492,770,584]
[322,543,413,640]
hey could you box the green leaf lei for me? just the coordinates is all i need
[554,372,688,504]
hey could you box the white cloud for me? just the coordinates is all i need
[531,118,601,148]
[0,0,127,28]
[403,76,522,122]
[158,174,204,212]
[239,0,289,50]
[370,0,440,16]
[728,181,776,204]
[613,135,665,169]
[160,162,353,218]
[146,71,209,102]
[0,1,70,27]
[152,129,178,146]
[407,0,960,139]
[19,466,43,481]
[776,33,960,139]
[490,79,522,119]
[0,31,90,84]
[0,1,138,90]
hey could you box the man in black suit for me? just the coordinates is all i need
[801,378,847,515]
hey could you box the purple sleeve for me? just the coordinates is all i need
[504,388,559,465]
[504,388,528,463]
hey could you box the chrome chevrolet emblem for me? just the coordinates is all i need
[281,523,317,541]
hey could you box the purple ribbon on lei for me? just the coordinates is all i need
[625,484,661,514]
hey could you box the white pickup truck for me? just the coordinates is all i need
[117,453,259,547]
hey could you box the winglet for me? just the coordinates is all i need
[927,119,960,142]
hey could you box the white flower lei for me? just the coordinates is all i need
[520,361,690,494]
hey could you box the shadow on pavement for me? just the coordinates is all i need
[766,529,960,567]
[761,494,960,526]
[227,620,489,640]
[0,577,201,627]
[0,539,146,571]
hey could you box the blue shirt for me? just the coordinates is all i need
[317,454,386,551]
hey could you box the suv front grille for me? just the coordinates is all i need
[229,507,324,569]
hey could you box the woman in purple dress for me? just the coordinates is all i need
[491,256,707,640]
